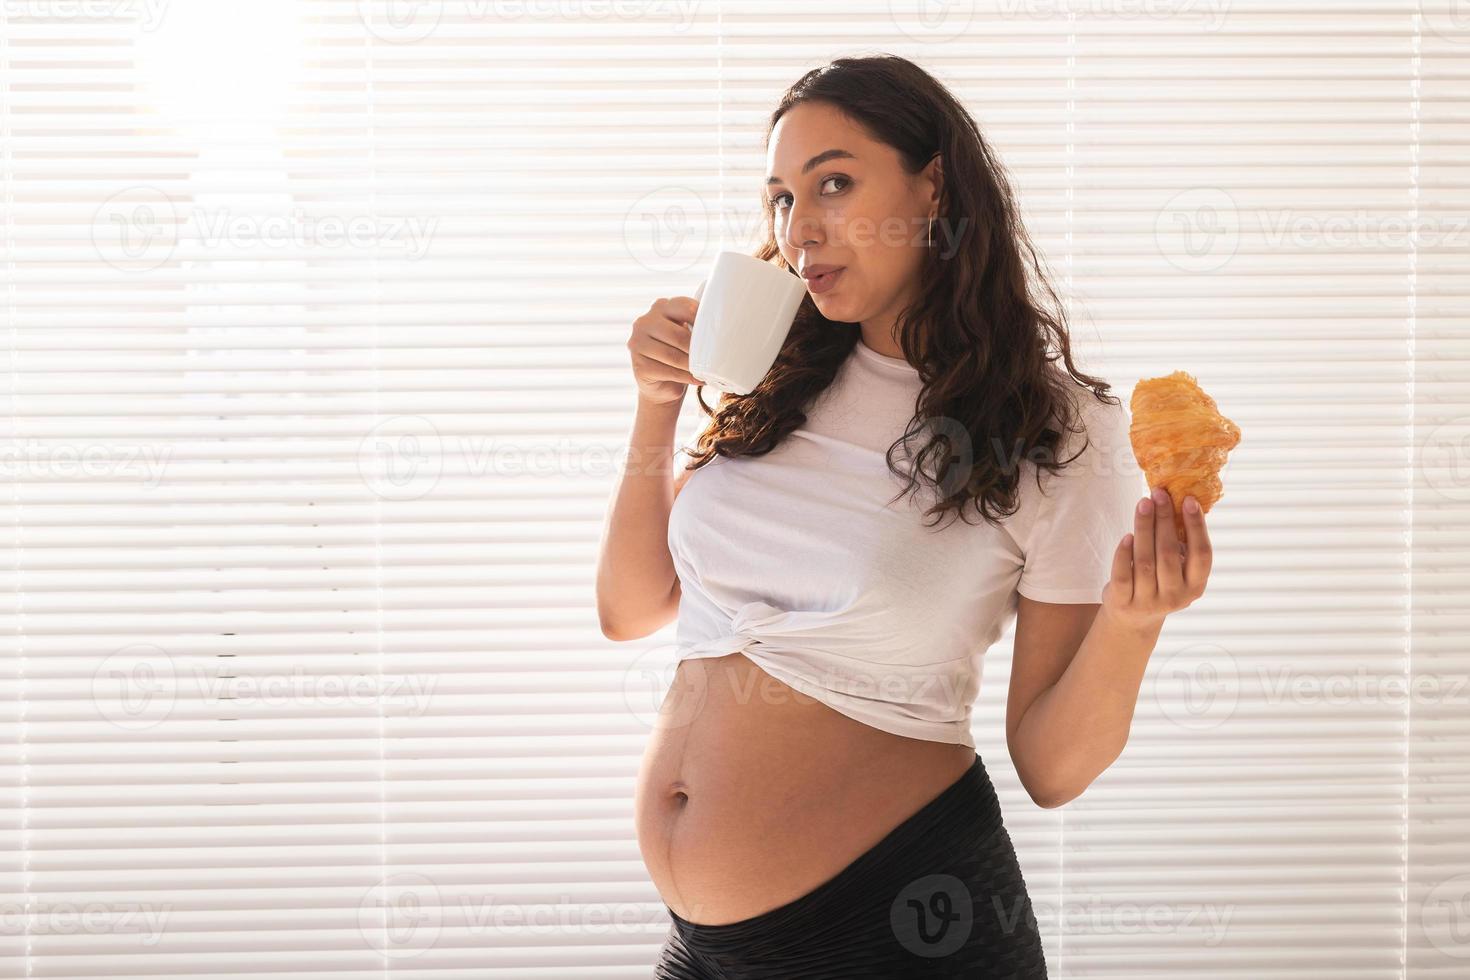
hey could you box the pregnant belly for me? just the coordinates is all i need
[633,650,977,926]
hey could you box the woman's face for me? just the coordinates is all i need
[765,101,941,330]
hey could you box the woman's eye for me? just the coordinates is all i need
[771,175,848,210]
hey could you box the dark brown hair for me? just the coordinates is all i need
[681,54,1118,530]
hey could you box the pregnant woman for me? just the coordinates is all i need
[597,55,1213,978]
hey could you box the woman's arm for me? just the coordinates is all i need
[595,393,693,641]
[1006,597,1163,808]
[597,293,705,641]
[1007,486,1214,807]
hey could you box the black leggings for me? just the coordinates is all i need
[651,751,1048,978]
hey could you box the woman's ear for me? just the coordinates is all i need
[926,152,944,210]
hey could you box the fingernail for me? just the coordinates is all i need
[1185,496,1200,514]
[1138,497,1152,515]
[1152,487,1169,507]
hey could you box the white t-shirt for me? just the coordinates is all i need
[666,335,1147,748]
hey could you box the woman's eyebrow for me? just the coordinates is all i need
[766,148,857,186]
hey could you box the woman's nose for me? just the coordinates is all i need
[782,204,826,250]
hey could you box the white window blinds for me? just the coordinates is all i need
[1,2,1466,976]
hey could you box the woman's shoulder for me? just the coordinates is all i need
[1008,389,1138,519]
[1017,388,1130,474]
[1067,390,1131,460]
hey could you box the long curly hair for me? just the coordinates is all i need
[681,54,1118,530]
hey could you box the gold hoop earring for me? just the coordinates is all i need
[926,216,934,248]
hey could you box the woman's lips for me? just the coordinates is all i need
[807,267,844,294]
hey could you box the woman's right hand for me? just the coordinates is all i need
[628,295,705,405]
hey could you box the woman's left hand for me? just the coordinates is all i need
[1101,486,1212,628]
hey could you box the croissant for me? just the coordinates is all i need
[1128,370,1241,542]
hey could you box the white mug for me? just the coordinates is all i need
[688,251,808,395]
